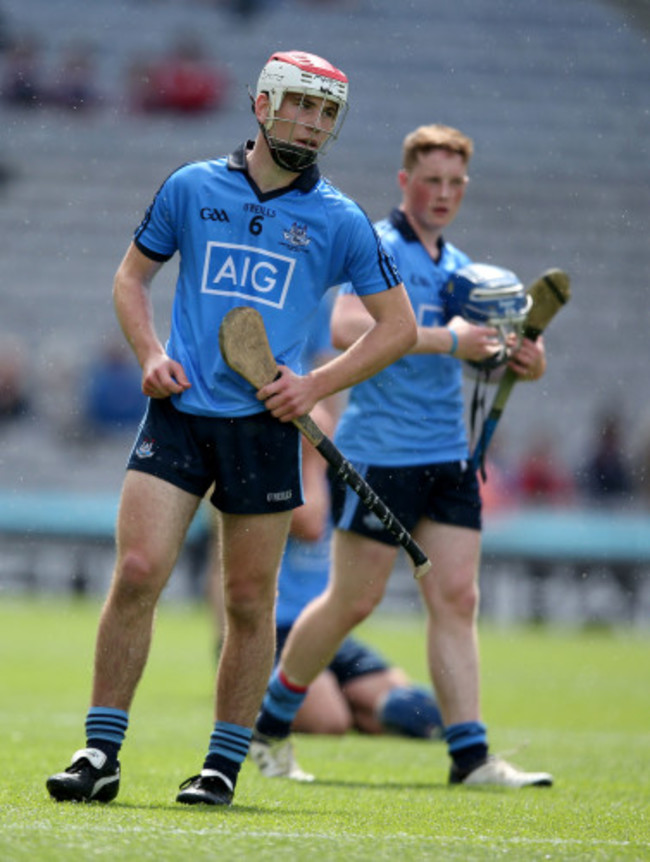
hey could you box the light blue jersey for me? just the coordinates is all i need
[275,524,331,628]
[334,209,472,466]
[134,143,400,418]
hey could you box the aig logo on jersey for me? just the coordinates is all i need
[201,242,296,308]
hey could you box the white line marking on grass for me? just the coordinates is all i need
[2,822,645,850]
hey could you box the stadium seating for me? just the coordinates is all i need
[1,0,648,488]
[1,0,649,618]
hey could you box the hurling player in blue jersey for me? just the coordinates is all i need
[252,124,553,788]
[46,51,416,809]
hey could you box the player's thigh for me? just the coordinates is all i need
[292,671,353,735]
[330,529,398,608]
[414,519,481,606]
[220,510,292,604]
[115,469,202,581]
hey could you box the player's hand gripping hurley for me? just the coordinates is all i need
[471,268,571,474]
[219,306,432,579]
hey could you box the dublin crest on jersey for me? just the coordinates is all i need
[281,222,311,249]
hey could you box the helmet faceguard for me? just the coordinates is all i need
[444,263,532,370]
[254,50,349,172]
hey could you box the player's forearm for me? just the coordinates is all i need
[333,318,451,357]
[113,243,167,370]
[409,325,457,355]
[113,274,165,370]
[331,284,416,351]
[330,300,371,349]
[310,313,416,399]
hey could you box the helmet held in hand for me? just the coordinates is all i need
[444,263,532,371]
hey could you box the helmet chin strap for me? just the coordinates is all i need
[259,122,317,172]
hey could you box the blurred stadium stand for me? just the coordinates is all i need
[1,0,649,619]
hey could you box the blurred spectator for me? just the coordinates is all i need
[0,335,32,423]
[580,409,633,504]
[297,0,359,5]
[635,417,650,510]
[81,340,146,434]
[0,5,14,185]
[0,4,11,53]
[202,0,276,19]
[1,33,45,108]
[0,160,12,189]
[128,32,229,114]
[226,0,268,17]
[516,433,575,506]
[48,41,102,111]
[477,433,520,514]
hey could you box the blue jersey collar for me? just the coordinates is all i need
[227,141,321,200]
[389,208,445,258]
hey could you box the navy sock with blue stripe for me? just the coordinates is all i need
[85,706,129,767]
[444,721,489,775]
[202,721,253,788]
[255,667,308,739]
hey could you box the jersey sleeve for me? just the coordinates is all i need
[133,168,185,261]
[330,199,402,296]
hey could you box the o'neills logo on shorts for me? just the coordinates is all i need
[267,490,293,502]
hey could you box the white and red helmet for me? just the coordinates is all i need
[255,50,349,171]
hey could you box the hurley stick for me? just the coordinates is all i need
[471,268,571,474]
[219,306,432,578]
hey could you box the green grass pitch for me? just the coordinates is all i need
[0,597,648,861]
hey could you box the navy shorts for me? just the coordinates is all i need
[127,397,302,514]
[329,459,481,546]
[275,625,390,685]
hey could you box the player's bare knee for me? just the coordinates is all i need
[224,582,275,628]
[426,575,478,624]
[348,590,384,624]
[326,581,384,627]
[441,581,479,621]
[114,550,163,598]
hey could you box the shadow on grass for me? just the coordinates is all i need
[106,800,357,817]
[310,778,448,792]
[307,779,526,796]
[97,780,450,814]
[90,800,268,815]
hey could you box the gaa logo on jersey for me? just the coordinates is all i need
[201,242,296,308]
